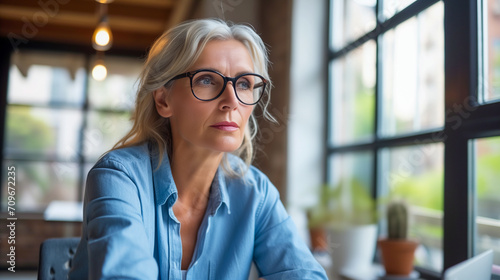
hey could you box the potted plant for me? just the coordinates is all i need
[378,200,419,276]
[307,178,378,278]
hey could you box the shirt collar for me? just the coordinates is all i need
[210,167,231,215]
[149,142,231,214]
[149,143,177,207]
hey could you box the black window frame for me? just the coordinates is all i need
[326,0,500,279]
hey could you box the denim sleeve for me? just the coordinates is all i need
[83,159,158,280]
[252,179,328,280]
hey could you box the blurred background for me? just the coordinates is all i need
[0,0,499,279]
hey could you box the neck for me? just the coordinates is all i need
[170,147,223,209]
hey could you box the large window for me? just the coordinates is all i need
[328,0,500,277]
[1,50,140,212]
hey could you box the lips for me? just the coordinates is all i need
[210,121,239,132]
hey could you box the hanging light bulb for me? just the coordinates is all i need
[92,17,113,51]
[92,3,112,51]
[92,59,107,81]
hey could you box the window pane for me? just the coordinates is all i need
[83,111,133,161]
[473,136,500,265]
[328,151,374,222]
[330,0,376,50]
[330,41,376,145]
[481,0,500,102]
[379,143,444,271]
[8,51,86,106]
[329,151,373,190]
[88,56,141,110]
[381,0,416,20]
[381,2,444,137]
[1,160,79,212]
[4,106,83,161]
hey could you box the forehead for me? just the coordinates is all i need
[192,39,254,71]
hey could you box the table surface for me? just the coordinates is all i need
[44,200,83,222]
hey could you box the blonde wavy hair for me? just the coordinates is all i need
[112,18,274,177]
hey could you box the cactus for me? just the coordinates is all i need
[387,201,408,240]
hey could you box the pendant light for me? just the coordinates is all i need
[92,51,107,81]
[92,3,113,51]
[91,1,112,81]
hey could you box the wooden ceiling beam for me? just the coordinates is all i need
[0,5,165,33]
[113,0,175,9]
[0,0,196,53]
[0,19,156,52]
[0,0,175,10]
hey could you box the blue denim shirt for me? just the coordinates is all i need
[69,142,327,280]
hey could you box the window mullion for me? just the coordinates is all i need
[443,0,478,270]
[0,41,13,209]
[76,55,92,202]
[373,0,384,201]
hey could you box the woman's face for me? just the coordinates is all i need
[156,39,255,155]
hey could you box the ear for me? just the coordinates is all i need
[153,87,173,118]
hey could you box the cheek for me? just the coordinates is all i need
[177,107,204,130]
[239,107,254,132]
[241,107,254,123]
[169,92,201,119]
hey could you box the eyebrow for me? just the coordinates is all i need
[194,67,255,77]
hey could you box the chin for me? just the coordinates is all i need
[209,139,243,153]
[214,145,240,153]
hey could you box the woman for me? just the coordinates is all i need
[69,19,327,280]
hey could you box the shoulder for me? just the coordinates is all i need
[95,143,150,168]
[225,154,280,201]
[98,143,149,164]
[224,155,288,232]
[90,143,152,181]
[84,142,156,211]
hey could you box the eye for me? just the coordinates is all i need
[236,77,253,90]
[194,74,215,86]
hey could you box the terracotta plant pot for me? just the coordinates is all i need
[378,239,418,276]
[309,227,328,251]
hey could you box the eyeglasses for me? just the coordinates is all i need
[164,69,267,105]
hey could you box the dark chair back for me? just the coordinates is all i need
[37,237,80,280]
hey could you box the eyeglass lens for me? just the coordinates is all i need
[191,71,264,104]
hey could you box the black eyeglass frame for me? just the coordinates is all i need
[164,69,267,105]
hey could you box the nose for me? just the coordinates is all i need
[218,81,239,111]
